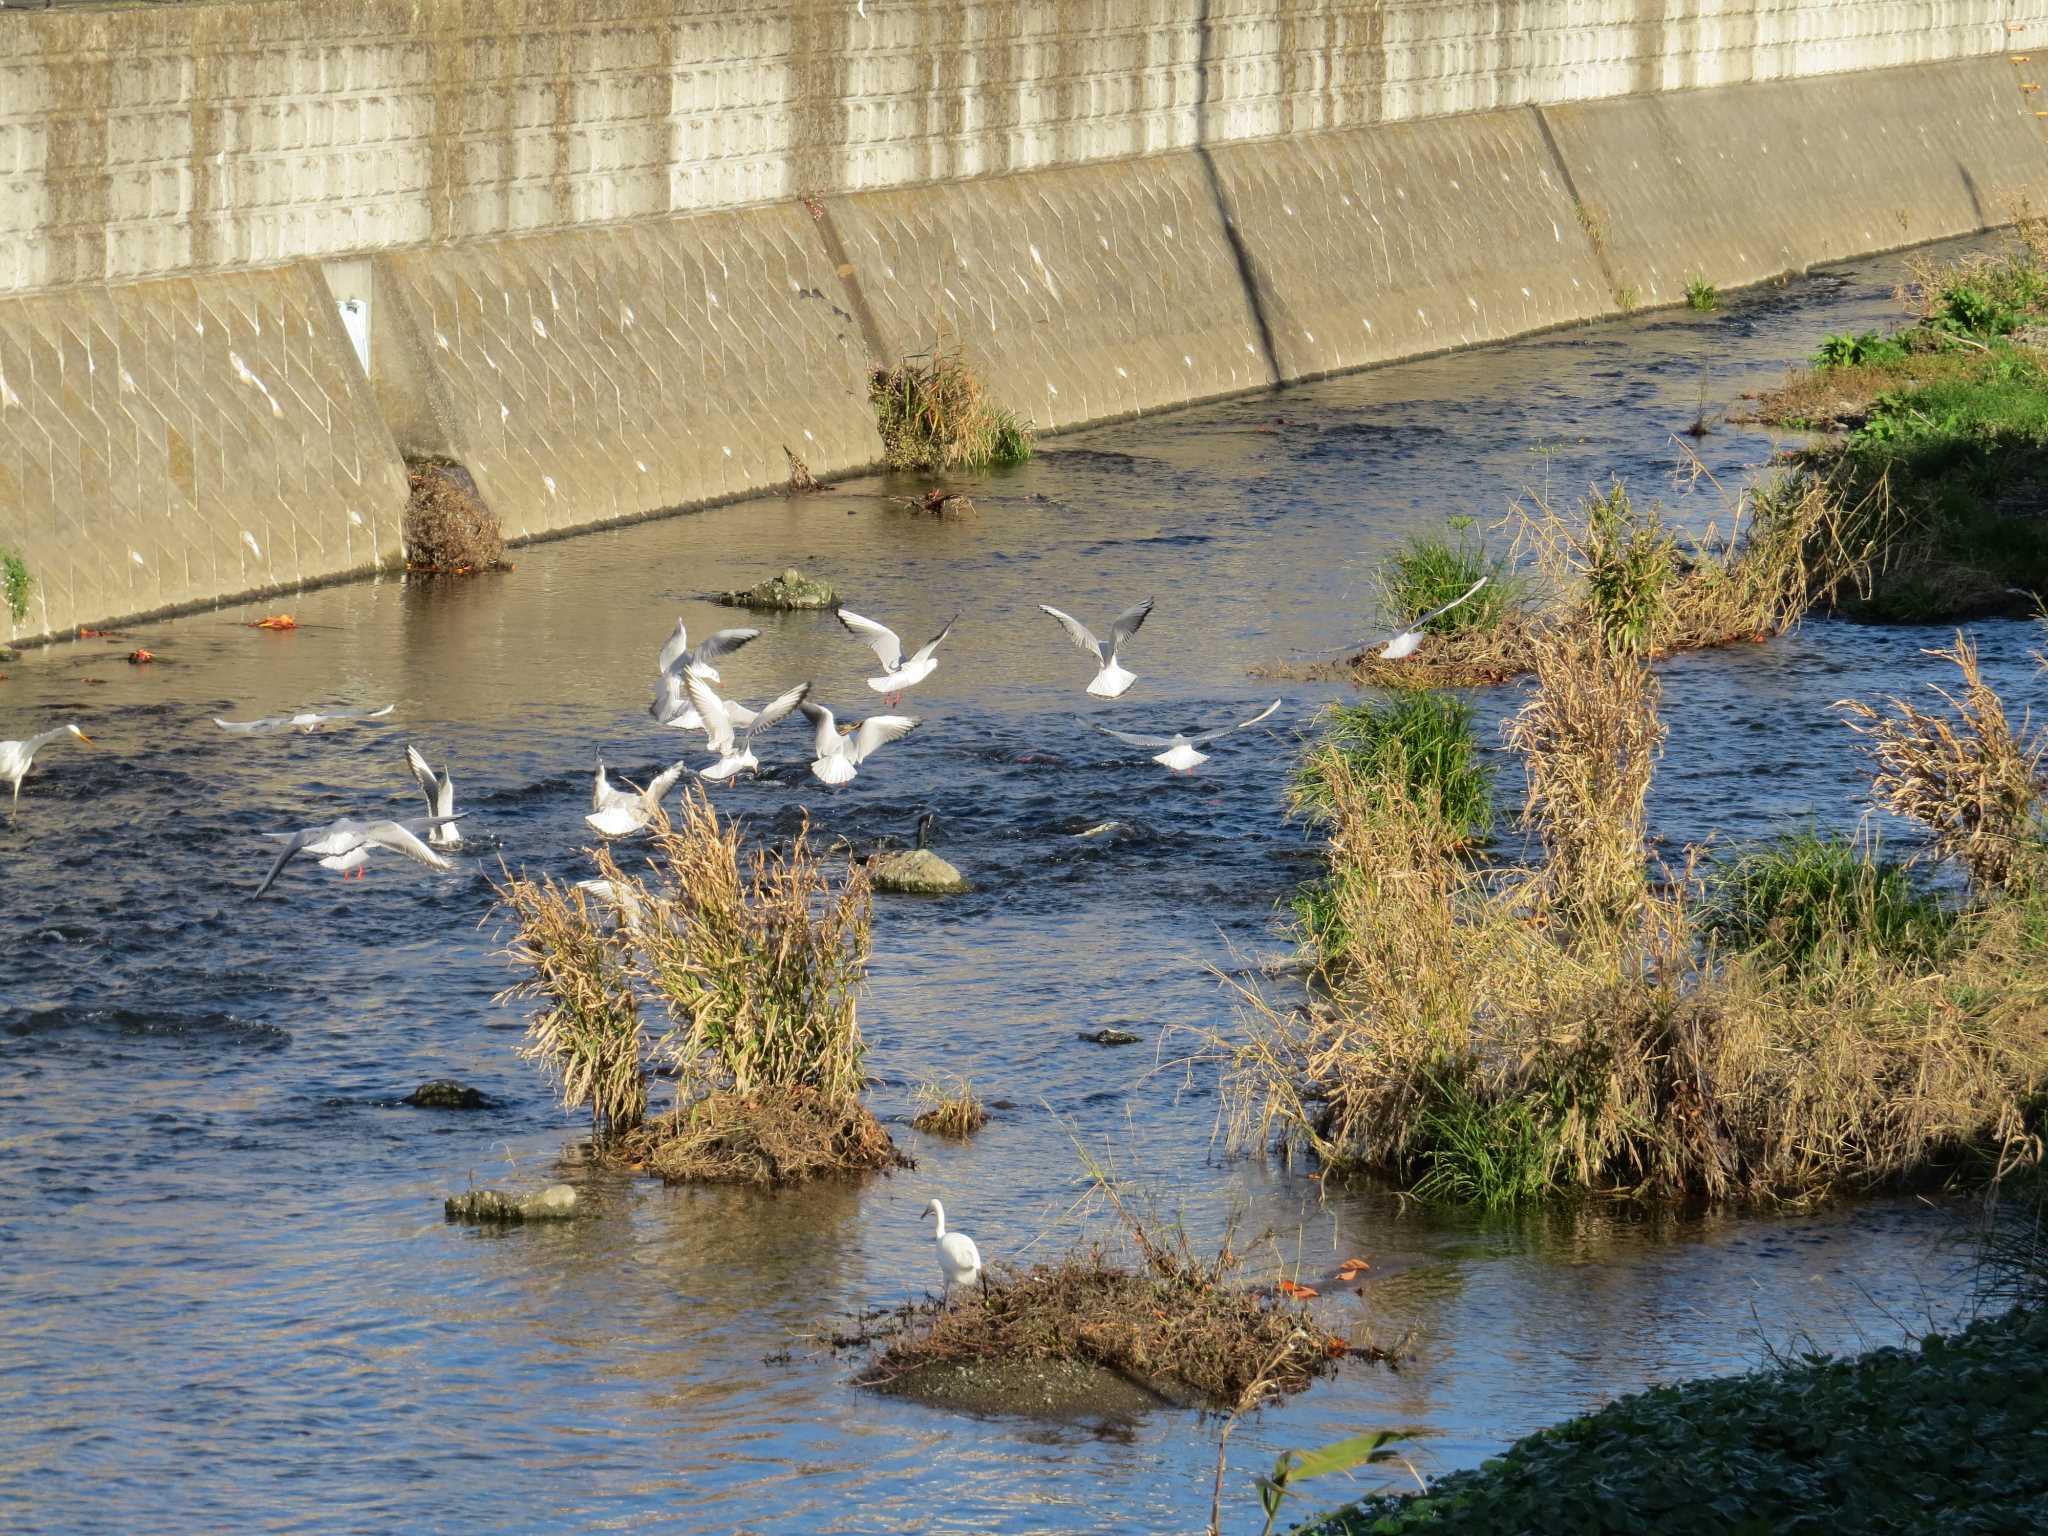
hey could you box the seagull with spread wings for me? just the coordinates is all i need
[1039,598,1153,698]
[799,701,918,786]
[585,759,688,837]
[404,745,463,848]
[682,674,811,781]
[252,814,463,897]
[1378,577,1489,660]
[214,705,395,734]
[836,608,957,707]
[1095,699,1282,774]
[649,623,762,729]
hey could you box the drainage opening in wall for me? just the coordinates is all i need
[403,459,508,577]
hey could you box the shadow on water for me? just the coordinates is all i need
[0,236,2021,1530]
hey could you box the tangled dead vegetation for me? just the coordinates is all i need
[494,788,904,1185]
[869,350,1032,473]
[911,1078,988,1138]
[404,460,506,574]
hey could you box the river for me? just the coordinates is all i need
[1,236,2029,1533]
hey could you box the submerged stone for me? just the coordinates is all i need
[406,1079,489,1109]
[869,848,967,894]
[444,1184,578,1224]
[715,567,837,610]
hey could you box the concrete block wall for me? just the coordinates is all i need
[3,0,2048,642]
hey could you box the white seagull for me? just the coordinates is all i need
[1095,698,1283,773]
[575,877,649,932]
[253,814,462,897]
[585,758,687,836]
[655,621,759,683]
[1,722,93,803]
[1378,577,1489,660]
[1039,598,1154,698]
[923,1199,984,1301]
[799,702,918,786]
[836,608,958,705]
[214,705,395,734]
[404,745,462,848]
[683,674,811,781]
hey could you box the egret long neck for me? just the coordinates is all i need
[930,1200,946,1239]
[24,727,70,756]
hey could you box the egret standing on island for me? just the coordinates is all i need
[923,1199,984,1302]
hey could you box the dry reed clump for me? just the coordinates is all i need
[1225,623,2048,1207]
[868,350,1032,473]
[404,460,506,574]
[494,788,904,1184]
[1840,632,2047,896]
[911,1077,988,1138]
[858,1226,1346,1410]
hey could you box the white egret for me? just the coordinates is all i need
[836,608,957,705]
[1,722,93,803]
[923,1199,983,1300]
[1095,698,1282,773]
[1039,598,1153,698]
[798,702,918,786]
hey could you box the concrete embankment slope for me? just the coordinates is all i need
[3,0,2047,642]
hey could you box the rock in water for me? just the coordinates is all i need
[868,848,968,895]
[1078,1028,1142,1046]
[714,568,837,610]
[406,1079,489,1109]
[444,1184,578,1224]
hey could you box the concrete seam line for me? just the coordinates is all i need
[1531,104,1622,296]
[1193,0,1280,387]
[810,201,890,368]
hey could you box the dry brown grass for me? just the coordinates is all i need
[912,1077,988,1138]
[404,460,505,574]
[869,350,1032,472]
[1223,622,2047,1206]
[494,788,901,1184]
[1840,633,2046,896]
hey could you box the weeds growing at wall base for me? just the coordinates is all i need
[405,460,506,574]
[1,549,31,624]
[869,351,1032,473]
[494,789,901,1184]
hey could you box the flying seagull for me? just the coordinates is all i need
[214,705,395,734]
[683,674,811,781]
[585,759,687,836]
[1378,577,1489,660]
[1039,599,1153,698]
[1095,699,1283,773]
[655,622,759,683]
[836,608,957,705]
[252,814,462,897]
[799,701,918,786]
[404,745,462,848]
[1,722,93,803]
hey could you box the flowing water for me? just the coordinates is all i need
[3,238,2033,1533]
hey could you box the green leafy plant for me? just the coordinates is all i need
[2,550,29,623]
[1581,483,1677,653]
[1683,276,1718,312]
[1256,1431,1412,1535]
[1812,330,1908,369]
[1702,829,1951,973]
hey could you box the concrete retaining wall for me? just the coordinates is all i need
[4,1,2048,642]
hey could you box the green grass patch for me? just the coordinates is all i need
[2,549,29,623]
[1682,276,1717,312]
[1378,521,1526,638]
[1812,330,1909,370]
[1701,829,1952,974]
[1407,1070,1556,1210]
[1292,693,1494,843]
[869,350,1032,473]
[1302,1305,2048,1535]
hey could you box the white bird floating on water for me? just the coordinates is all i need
[1377,576,1489,660]
[682,674,811,781]
[1095,698,1283,773]
[923,1199,984,1301]
[253,814,463,897]
[405,745,462,848]
[1,722,93,803]
[214,705,395,734]
[1039,598,1154,698]
[799,702,918,786]
[836,607,957,705]
[585,758,687,836]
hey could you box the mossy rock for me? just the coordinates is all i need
[1078,1027,1142,1046]
[715,568,837,611]
[405,1079,489,1110]
[868,848,967,895]
[444,1184,578,1224]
